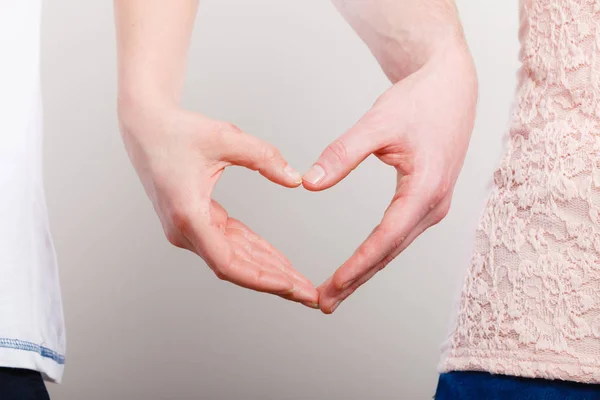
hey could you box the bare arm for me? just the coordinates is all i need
[331,0,465,82]
[115,0,198,108]
[114,1,319,307]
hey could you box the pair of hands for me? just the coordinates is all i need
[118,45,477,314]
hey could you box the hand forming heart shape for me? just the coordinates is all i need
[118,43,477,314]
[307,49,477,313]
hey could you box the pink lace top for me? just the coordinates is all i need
[439,0,600,383]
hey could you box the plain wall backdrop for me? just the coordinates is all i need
[41,1,519,399]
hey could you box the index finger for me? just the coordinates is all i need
[331,174,432,292]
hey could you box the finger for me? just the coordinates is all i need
[319,217,431,313]
[197,203,319,304]
[228,245,318,305]
[218,126,302,188]
[178,202,298,296]
[250,244,315,291]
[220,257,296,295]
[227,226,315,292]
[319,195,451,313]
[225,224,319,307]
[226,219,311,285]
[318,263,381,314]
[303,111,389,191]
[279,292,320,309]
[331,174,431,292]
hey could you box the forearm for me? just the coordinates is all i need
[114,0,199,110]
[332,0,466,82]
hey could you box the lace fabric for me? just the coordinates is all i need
[440,0,600,383]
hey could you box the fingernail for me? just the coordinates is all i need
[287,285,298,294]
[303,164,326,185]
[302,302,320,309]
[331,301,342,313]
[284,165,303,184]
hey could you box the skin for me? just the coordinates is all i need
[306,1,478,313]
[114,0,318,308]
[114,0,477,313]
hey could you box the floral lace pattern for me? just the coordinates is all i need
[439,0,600,383]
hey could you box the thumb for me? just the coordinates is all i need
[218,125,303,188]
[303,114,384,191]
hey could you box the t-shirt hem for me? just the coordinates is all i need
[0,343,65,383]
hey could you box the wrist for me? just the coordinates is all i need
[118,83,177,123]
[379,24,468,83]
[117,90,178,142]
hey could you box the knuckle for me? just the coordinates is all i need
[390,235,405,253]
[379,259,391,272]
[169,206,191,235]
[375,223,402,248]
[165,230,183,248]
[379,254,395,271]
[376,223,394,240]
[431,200,452,225]
[428,177,451,206]
[261,145,280,164]
[324,140,348,166]
[255,269,267,286]
[218,121,241,134]
[213,266,230,281]
[332,275,345,290]
[211,122,240,147]
[357,240,376,261]
[227,123,242,133]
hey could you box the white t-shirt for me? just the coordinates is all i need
[0,0,65,383]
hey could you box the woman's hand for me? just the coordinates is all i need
[119,105,319,308]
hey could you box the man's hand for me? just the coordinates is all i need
[306,0,477,313]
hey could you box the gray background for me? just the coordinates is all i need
[42,1,518,399]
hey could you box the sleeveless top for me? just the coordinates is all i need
[0,0,65,382]
[440,0,600,383]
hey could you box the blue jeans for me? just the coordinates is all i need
[0,367,49,400]
[435,371,600,399]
